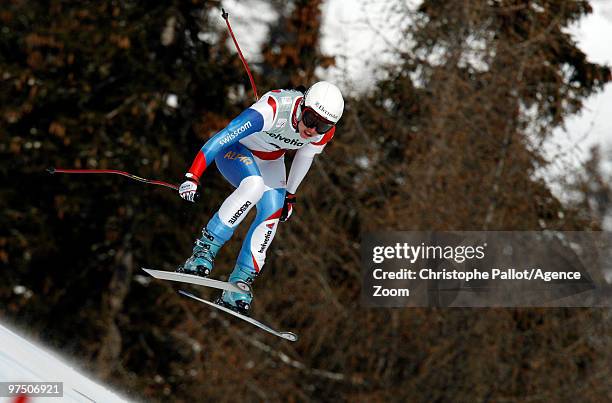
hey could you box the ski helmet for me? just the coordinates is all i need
[303,81,344,124]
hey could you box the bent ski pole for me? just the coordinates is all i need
[221,8,259,101]
[47,167,179,191]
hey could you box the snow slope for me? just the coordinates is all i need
[0,323,133,402]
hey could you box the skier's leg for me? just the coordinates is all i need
[178,144,264,277]
[220,156,287,313]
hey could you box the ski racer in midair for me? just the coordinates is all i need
[177,81,344,315]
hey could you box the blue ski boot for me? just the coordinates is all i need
[176,228,223,278]
[214,264,255,316]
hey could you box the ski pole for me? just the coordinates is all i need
[47,167,179,190]
[221,8,259,101]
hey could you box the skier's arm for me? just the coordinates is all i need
[286,126,335,194]
[281,127,335,220]
[281,146,320,221]
[179,95,276,202]
[286,146,317,194]
[186,114,260,182]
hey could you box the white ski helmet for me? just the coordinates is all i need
[303,81,344,124]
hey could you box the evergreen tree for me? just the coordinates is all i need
[0,0,610,401]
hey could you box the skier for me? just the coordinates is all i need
[177,81,344,315]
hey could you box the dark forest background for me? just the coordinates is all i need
[2,0,612,401]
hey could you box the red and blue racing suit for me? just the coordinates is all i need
[185,88,335,277]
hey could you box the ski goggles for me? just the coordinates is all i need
[301,107,335,134]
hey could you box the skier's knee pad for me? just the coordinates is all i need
[237,176,265,204]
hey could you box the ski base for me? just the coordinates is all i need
[142,268,250,294]
[179,290,298,342]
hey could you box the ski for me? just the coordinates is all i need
[178,290,299,342]
[141,268,250,294]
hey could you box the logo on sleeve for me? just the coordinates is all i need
[219,121,253,145]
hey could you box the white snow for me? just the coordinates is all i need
[558,2,612,147]
[0,322,134,402]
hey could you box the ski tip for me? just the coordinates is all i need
[141,267,156,276]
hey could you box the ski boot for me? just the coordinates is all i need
[176,228,223,278]
[214,264,255,316]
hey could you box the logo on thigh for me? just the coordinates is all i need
[229,201,252,224]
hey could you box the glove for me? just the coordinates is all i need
[280,193,296,222]
[179,177,199,202]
